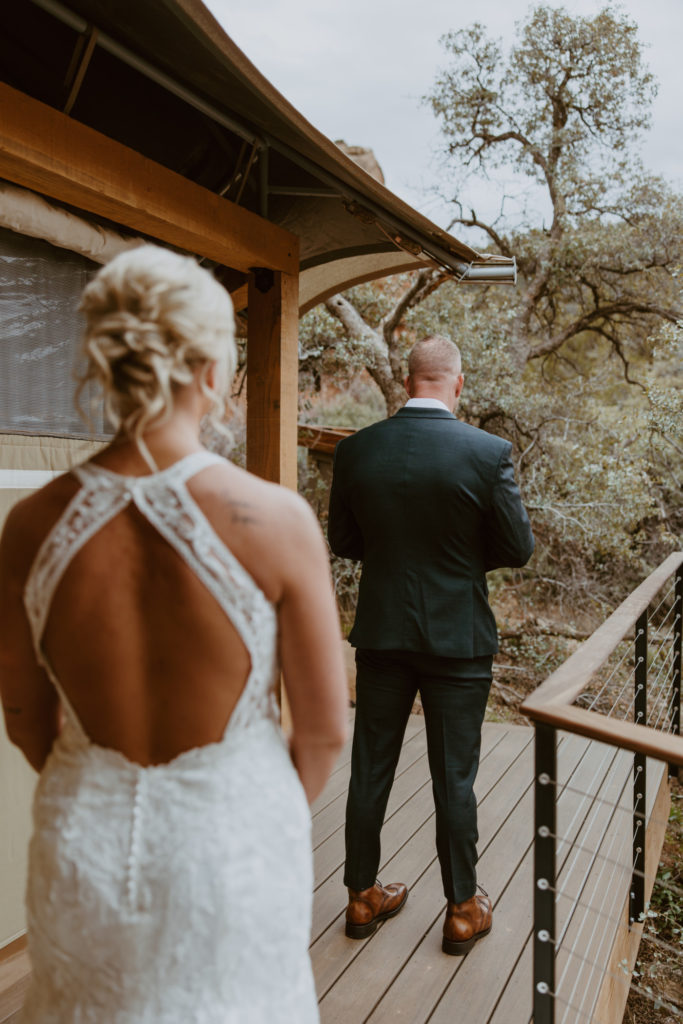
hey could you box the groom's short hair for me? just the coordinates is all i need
[408,335,462,379]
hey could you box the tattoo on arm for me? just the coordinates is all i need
[3,705,22,715]
[231,502,259,525]
[221,491,260,526]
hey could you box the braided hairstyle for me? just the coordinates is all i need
[77,245,236,467]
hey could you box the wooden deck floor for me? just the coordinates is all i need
[1,715,667,1024]
[311,715,667,1024]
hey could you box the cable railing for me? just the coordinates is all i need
[521,552,683,1024]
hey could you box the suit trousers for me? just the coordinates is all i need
[344,648,493,904]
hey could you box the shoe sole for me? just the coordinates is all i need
[442,923,492,956]
[345,891,409,939]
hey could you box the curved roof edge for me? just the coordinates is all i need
[171,0,515,281]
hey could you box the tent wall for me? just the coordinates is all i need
[0,436,104,948]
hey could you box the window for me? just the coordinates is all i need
[0,227,110,438]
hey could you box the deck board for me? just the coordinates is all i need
[0,716,667,1023]
[311,718,668,1024]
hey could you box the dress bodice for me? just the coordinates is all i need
[23,450,280,752]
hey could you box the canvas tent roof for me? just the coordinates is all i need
[0,0,515,310]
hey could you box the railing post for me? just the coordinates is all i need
[670,569,682,780]
[630,611,647,925]
[534,722,557,1024]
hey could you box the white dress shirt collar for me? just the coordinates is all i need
[404,397,452,413]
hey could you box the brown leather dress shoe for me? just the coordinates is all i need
[345,880,408,939]
[442,885,492,955]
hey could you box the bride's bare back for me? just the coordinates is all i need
[0,245,347,1024]
[2,447,346,783]
[42,461,259,764]
[0,244,346,800]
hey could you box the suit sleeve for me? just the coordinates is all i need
[327,443,364,561]
[483,445,535,571]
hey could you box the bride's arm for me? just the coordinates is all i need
[0,501,60,774]
[277,495,349,805]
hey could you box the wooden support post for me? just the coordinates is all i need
[246,267,300,731]
[246,268,299,490]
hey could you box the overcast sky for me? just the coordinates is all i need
[204,0,682,233]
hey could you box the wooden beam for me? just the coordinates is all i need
[246,269,299,490]
[0,83,298,274]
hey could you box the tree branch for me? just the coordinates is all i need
[325,293,408,416]
[325,293,377,343]
[381,270,431,342]
[527,301,682,361]
[447,204,513,258]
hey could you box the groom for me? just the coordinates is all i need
[328,335,534,954]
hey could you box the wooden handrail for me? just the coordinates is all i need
[526,703,683,765]
[521,552,683,764]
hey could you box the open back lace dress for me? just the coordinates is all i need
[20,451,319,1023]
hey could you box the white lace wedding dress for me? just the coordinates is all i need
[20,451,319,1023]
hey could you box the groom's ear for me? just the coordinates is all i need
[404,375,412,396]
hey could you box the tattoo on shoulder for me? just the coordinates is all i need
[4,705,22,715]
[221,492,260,526]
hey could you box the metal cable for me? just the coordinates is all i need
[559,830,631,1023]
[648,607,680,650]
[539,768,679,831]
[648,578,677,622]
[647,643,679,700]
[550,977,682,1024]
[555,746,623,857]
[554,862,641,940]
[605,673,642,721]
[601,668,640,718]
[545,827,683,896]
[579,640,640,712]
[650,685,678,732]
[651,621,679,660]
[557,823,627,970]
[640,928,683,959]
[555,765,632,950]
[552,941,683,1024]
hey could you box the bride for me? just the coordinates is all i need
[0,246,348,1023]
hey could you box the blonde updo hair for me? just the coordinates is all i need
[77,245,236,466]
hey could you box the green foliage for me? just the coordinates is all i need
[298,4,682,629]
[296,450,362,635]
[423,4,681,375]
[407,281,682,612]
[300,382,385,431]
[429,5,656,205]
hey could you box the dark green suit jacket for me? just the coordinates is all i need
[327,407,535,658]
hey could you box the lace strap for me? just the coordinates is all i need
[138,483,260,662]
[73,450,224,488]
[171,450,225,482]
[24,481,129,656]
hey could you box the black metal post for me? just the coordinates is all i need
[670,569,682,779]
[631,611,647,925]
[534,722,557,1024]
